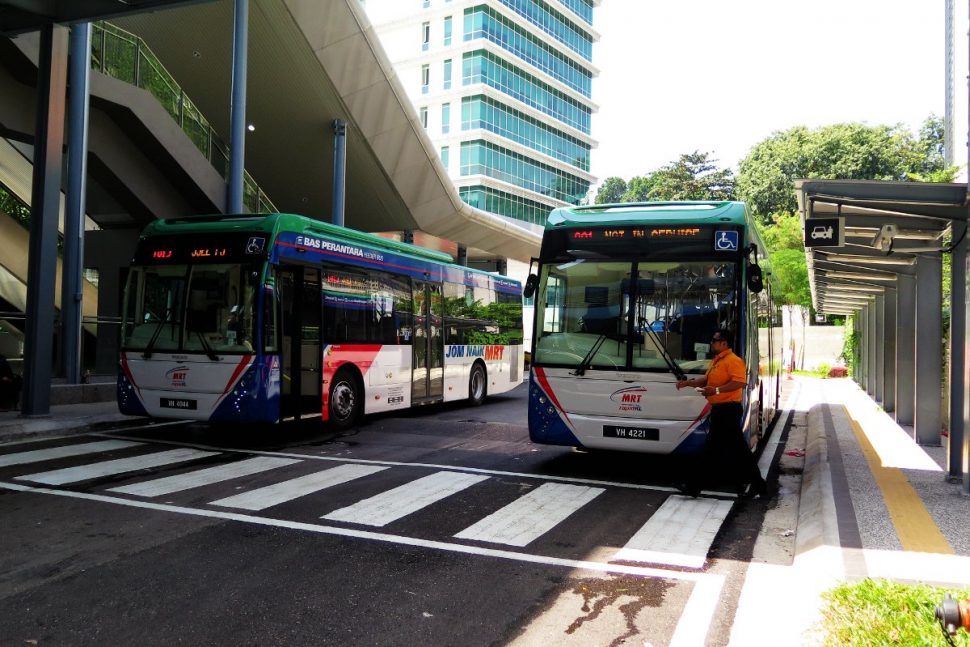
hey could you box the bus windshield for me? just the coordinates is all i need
[533,259,738,373]
[122,263,260,355]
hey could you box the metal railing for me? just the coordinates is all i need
[91,21,277,214]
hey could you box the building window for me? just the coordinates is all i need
[420,106,428,128]
[423,0,430,7]
[421,64,430,93]
[441,102,450,134]
[443,58,452,90]
[422,22,430,51]
[443,16,453,46]
[441,145,450,170]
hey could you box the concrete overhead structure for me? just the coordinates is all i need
[112,0,542,262]
[796,179,970,493]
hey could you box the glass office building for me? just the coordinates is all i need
[363,0,599,227]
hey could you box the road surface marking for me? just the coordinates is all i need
[455,482,603,547]
[209,463,387,510]
[108,456,301,497]
[844,406,953,554]
[323,471,488,526]
[0,479,718,585]
[612,495,734,568]
[0,440,142,467]
[15,448,219,485]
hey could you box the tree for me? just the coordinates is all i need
[595,177,627,204]
[736,117,952,221]
[633,151,735,202]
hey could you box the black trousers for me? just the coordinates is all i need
[689,401,764,491]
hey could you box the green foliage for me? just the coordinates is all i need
[840,320,859,373]
[819,578,970,646]
[815,362,831,378]
[595,152,736,205]
[0,185,30,229]
[595,177,627,204]
[737,117,950,222]
[765,248,811,306]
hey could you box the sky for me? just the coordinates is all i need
[589,0,946,184]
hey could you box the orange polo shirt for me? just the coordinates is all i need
[705,348,746,404]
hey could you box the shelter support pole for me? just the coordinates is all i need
[950,222,968,481]
[867,304,877,396]
[882,287,896,414]
[457,245,467,266]
[874,295,885,405]
[895,274,916,426]
[22,25,68,416]
[61,23,91,385]
[914,254,942,445]
[856,309,866,390]
[332,119,347,227]
[227,0,249,213]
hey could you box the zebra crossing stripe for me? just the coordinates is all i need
[613,494,734,568]
[323,471,488,527]
[108,456,302,497]
[209,464,388,511]
[0,440,142,468]
[454,482,604,547]
[15,448,219,486]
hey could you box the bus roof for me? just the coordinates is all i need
[142,213,455,263]
[140,213,521,285]
[546,201,751,229]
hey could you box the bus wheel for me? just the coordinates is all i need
[329,369,360,429]
[468,363,487,406]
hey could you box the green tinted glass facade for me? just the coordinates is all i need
[460,140,589,204]
[459,185,555,225]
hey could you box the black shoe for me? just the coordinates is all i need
[674,481,700,498]
[738,480,769,500]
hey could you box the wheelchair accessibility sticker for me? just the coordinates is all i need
[714,230,738,252]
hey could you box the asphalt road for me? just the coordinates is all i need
[0,383,784,646]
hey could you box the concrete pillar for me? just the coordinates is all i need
[227,0,249,213]
[874,294,885,405]
[22,25,68,416]
[896,274,916,426]
[332,119,347,227]
[867,304,877,396]
[882,288,896,414]
[948,223,967,481]
[914,254,942,445]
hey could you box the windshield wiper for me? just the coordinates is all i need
[142,310,173,359]
[572,334,607,376]
[194,330,220,361]
[641,325,687,381]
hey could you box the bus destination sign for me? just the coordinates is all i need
[570,226,702,242]
[133,233,268,265]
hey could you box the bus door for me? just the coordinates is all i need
[278,265,322,420]
[411,280,443,401]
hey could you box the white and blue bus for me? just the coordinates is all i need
[525,202,780,454]
[119,213,524,428]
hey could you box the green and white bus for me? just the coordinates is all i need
[525,202,780,454]
[119,213,524,428]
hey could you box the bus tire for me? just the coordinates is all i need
[328,368,361,430]
[468,362,487,406]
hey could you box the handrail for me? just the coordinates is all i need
[91,21,278,214]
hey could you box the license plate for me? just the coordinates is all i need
[603,425,659,440]
[160,397,197,410]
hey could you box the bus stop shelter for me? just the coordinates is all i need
[795,179,969,493]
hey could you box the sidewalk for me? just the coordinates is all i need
[0,399,144,443]
[731,376,970,646]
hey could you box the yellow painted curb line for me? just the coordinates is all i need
[843,405,953,554]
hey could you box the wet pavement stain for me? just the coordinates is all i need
[565,575,674,647]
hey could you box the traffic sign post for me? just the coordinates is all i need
[804,217,845,247]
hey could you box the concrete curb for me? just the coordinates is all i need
[0,412,147,444]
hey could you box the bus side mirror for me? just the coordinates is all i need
[747,264,764,294]
[523,274,538,299]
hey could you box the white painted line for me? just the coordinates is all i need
[669,571,725,647]
[108,456,301,497]
[323,471,488,526]
[96,432,684,494]
[612,495,734,569]
[15,448,219,485]
[0,479,714,583]
[209,464,387,511]
[0,440,142,467]
[454,482,603,547]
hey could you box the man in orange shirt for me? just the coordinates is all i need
[675,328,768,498]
